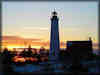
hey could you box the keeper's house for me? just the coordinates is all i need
[66,38,93,58]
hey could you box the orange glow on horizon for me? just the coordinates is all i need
[1,35,99,51]
[2,43,66,51]
[3,45,46,50]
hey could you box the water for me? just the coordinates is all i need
[11,60,100,73]
[12,64,43,72]
[9,50,100,73]
[12,62,68,73]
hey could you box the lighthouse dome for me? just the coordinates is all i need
[52,10,57,16]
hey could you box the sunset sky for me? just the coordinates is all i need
[2,2,98,50]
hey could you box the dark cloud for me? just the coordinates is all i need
[2,36,42,41]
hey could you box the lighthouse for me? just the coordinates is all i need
[49,10,60,61]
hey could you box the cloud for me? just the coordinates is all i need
[2,35,42,42]
[23,27,49,31]
[2,36,22,40]
[63,27,80,32]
